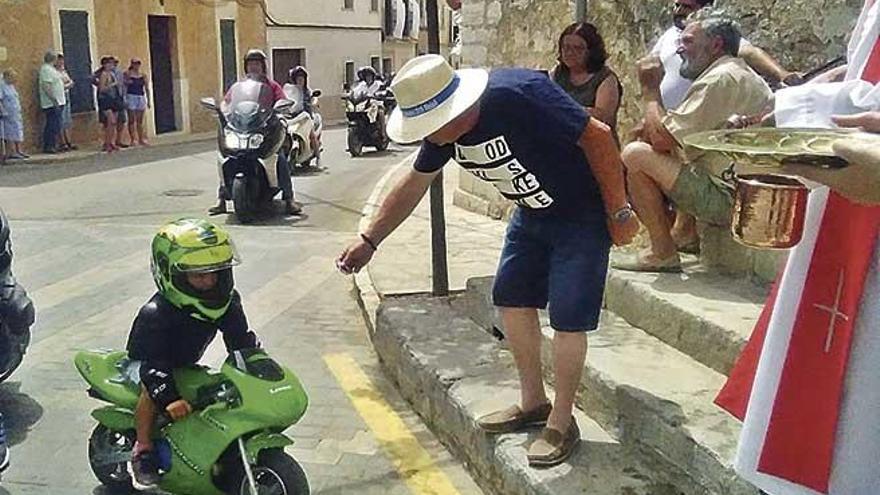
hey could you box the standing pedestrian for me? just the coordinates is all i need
[55,54,77,151]
[111,57,129,148]
[38,50,66,154]
[96,56,120,152]
[124,58,150,146]
[0,70,27,160]
[338,55,637,467]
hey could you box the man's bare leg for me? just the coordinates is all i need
[546,331,587,431]
[671,211,698,247]
[621,142,684,260]
[500,307,549,412]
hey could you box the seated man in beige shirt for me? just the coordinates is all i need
[615,11,772,272]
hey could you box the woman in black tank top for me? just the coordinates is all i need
[551,22,623,140]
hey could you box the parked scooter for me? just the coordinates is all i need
[200,80,295,223]
[0,208,33,384]
[343,86,391,157]
[281,85,323,170]
[77,347,310,494]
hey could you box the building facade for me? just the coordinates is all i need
[0,0,266,151]
[265,0,456,121]
[266,0,386,121]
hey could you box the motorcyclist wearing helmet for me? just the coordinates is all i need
[284,66,322,164]
[211,49,302,216]
[126,218,258,489]
[241,49,285,102]
[352,66,387,141]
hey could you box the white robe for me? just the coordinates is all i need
[734,1,880,493]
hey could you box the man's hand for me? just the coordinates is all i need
[337,238,376,274]
[781,137,880,205]
[637,56,664,94]
[608,216,639,247]
[166,399,193,421]
[832,111,880,133]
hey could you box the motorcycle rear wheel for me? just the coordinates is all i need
[234,449,309,495]
[88,425,135,492]
[232,176,253,224]
[376,137,389,152]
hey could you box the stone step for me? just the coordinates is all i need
[538,312,758,495]
[605,263,768,375]
[374,295,668,495]
[461,277,759,495]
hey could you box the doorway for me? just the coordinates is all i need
[148,15,177,134]
[272,48,304,85]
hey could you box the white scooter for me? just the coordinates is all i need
[281,85,323,170]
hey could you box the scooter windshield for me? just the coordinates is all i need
[222,79,275,132]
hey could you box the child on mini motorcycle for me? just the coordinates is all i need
[125,218,259,490]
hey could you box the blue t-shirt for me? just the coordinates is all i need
[414,68,605,222]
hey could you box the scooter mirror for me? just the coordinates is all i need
[200,97,218,111]
[312,89,322,98]
[274,99,295,112]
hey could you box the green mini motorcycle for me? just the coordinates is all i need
[75,348,310,494]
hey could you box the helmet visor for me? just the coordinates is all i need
[174,239,241,274]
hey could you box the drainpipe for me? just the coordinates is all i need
[576,0,588,21]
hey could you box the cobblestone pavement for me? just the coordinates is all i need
[0,129,482,495]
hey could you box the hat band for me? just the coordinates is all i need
[400,74,460,118]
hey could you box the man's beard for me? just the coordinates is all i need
[679,54,710,80]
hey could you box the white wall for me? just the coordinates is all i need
[268,26,383,120]
[265,0,382,27]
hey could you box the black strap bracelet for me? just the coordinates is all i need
[360,233,379,251]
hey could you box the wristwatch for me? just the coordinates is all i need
[610,204,635,224]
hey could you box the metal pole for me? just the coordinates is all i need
[576,0,588,21]
[426,0,449,297]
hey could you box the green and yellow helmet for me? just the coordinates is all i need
[150,218,240,322]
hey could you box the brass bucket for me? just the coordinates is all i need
[729,173,809,249]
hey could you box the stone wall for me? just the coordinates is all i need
[454,0,860,283]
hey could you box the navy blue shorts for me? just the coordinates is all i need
[492,208,611,332]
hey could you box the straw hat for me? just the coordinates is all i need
[386,54,488,144]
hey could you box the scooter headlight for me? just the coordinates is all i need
[249,133,264,149]
[224,130,243,150]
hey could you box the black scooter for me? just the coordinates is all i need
[343,86,392,157]
[200,79,295,223]
[0,208,33,383]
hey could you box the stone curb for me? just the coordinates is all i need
[10,131,216,166]
[373,296,662,495]
[604,267,766,375]
[462,277,759,495]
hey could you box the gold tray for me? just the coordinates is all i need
[682,128,859,169]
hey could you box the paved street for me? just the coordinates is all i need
[0,128,482,495]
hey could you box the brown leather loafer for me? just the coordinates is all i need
[527,417,580,467]
[477,403,552,434]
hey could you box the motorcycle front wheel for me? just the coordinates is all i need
[234,449,309,495]
[347,130,363,157]
[88,424,135,491]
[232,175,253,224]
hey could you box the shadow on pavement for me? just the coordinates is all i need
[0,382,43,447]
[291,166,330,177]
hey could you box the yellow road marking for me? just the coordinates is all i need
[323,353,461,495]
